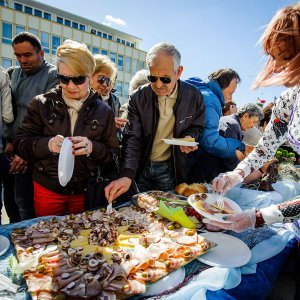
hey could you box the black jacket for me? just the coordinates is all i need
[15,86,119,194]
[120,80,205,184]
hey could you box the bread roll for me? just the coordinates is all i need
[182,188,198,197]
[190,183,208,193]
[175,183,189,195]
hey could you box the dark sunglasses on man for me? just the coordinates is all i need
[57,74,87,85]
[147,75,172,84]
[97,75,113,86]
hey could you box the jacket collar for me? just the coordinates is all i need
[207,80,225,106]
[43,85,98,104]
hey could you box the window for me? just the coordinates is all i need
[123,82,129,100]
[0,1,5,7]
[29,28,38,36]
[125,56,131,73]
[34,9,42,17]
[116,81,123,97]
[132,59,138,74]
[126,41,130,46]
[16,25,25,35]
[121,40,125,45]
[52,35,60,55]
[139,61,144,70]
[101,49,108,56]
[72,22,78,29]
[14,3,22,11]
[2,58,12,69]
[131,43,135,48]
[2,22,12,44]
[91,29,96,35]
[44,12,51,21]
[97,31,102,37]
[80,24,85,31]
[57,16,63,24]
[108,35,112,40]
[92,47,99,55]
[41,32,49,53]
[117,55,123,71]
[65,19,71,27]
[117,38,121,43]
[110,52,116,63]
[103,33,107,39]
[24,6,32,14]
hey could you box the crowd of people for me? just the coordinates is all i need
[0,3,299,236]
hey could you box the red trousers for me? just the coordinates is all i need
[34,181,85,217]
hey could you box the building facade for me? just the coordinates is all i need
[0,0,147,104]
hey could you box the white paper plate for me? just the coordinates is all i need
[188,193,241,224]
[162,139,199,147]
[0,235,10,256]
[58,138,74,186]
[142,267,185,296]
[198,232,251,268]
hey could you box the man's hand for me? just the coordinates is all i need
[179,136,198,153]
[115,117,129,129]
[9,155,28,174]
[104,177,132,203]
[4,142,14,159]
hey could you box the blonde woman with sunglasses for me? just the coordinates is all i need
[14,40,119,217]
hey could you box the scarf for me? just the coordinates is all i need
[62,90,90,135]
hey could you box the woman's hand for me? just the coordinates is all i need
[69,136,93,156]
[203,208,257,233]
[212,170,244,194]
[48,135,64,154]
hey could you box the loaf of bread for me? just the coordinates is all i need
[175,183,208,197]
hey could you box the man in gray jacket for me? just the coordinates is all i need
[5,32,59,220]
[0,66,20,224]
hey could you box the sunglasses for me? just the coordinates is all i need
[97,75,113,86]
[57,74,87,85]
[147,75,172,84]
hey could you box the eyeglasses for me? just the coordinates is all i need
[147,75,172,84]
[97,75,113,86]
[57,74,87,85]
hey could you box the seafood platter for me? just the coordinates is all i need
[11,202,215,299]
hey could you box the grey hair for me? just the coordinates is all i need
[237,103,263,120]
[146,42,181,72]
[129,69,149,94]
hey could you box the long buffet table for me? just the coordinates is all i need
[0,208,297,300]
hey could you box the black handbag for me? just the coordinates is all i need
[85,154,138,210]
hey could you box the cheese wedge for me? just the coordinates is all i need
[79,229,92,236]
[194,200,207,212]
[70,236,89,248]
[117,225,130,234]
[118,232,140,240]
[172,137,195,142]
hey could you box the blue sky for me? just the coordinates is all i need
[41,0,296,106]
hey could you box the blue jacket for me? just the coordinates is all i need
[185,77,244,158]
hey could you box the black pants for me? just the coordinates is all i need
[0,153,21,223]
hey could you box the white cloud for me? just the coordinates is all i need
[104,15,126,26]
